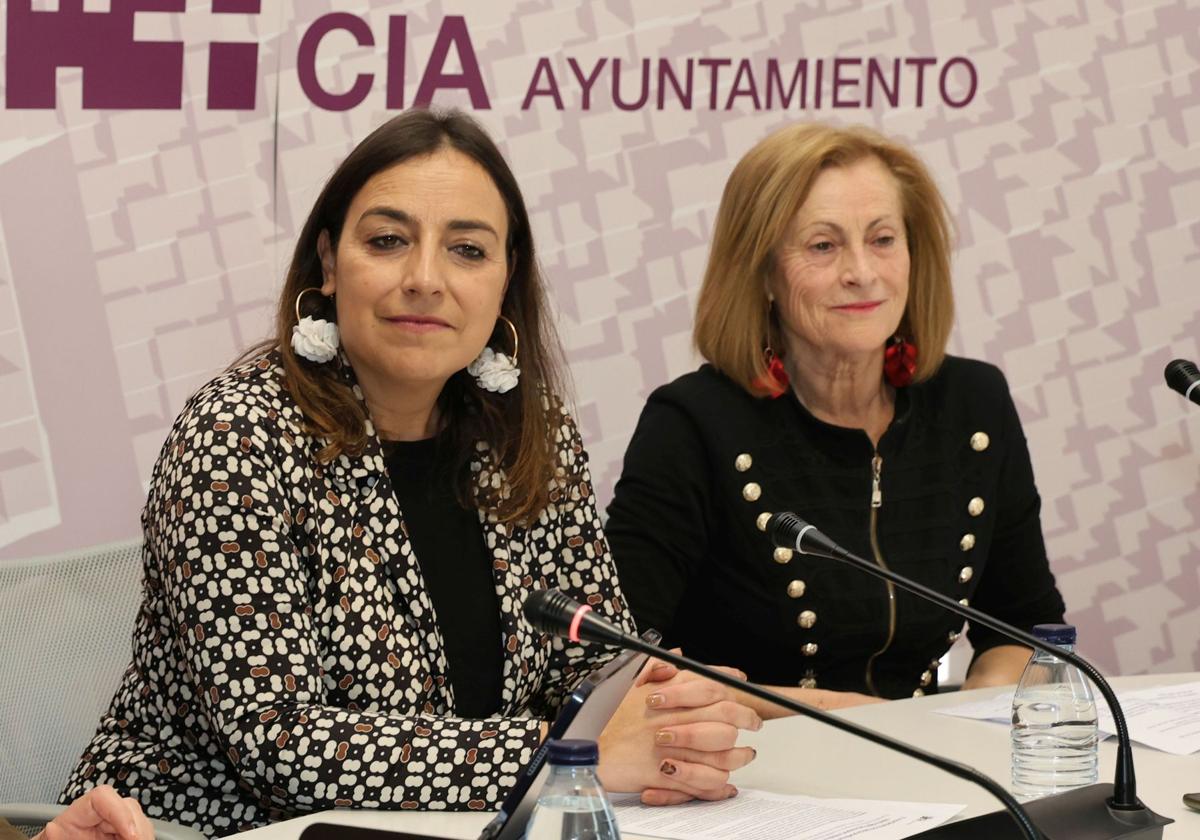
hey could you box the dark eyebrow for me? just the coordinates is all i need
[446,218,500,239]
[359,206,499,239]
[360,206,413,225]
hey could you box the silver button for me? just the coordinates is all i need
[959,598,970,607]
[797,610,817,629]
[960,533,976,551]
[913,688,925,698]
[756,512,773,532]
[787,580,807,598]
[958,566,974,584]
[742,482,762,502]
[802,642,819,656]
[920,670,933,687]
[968,496,985,517]
[799,676,818,689]
[735,453,753,472]
[929,658,942,670]
[948,630,961,643]
[970,432,990,452]
[773,547,793,564]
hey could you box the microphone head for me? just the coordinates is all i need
[1165,359,1199,395]
[767,511,805,549]
[522,587,577,634]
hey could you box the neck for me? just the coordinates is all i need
[353,368,444,442]
[784,342,894,444]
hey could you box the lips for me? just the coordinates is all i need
[833,301,883,312]
[385,315,452,333]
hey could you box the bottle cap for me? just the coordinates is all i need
[546,738,600,766]
[1032,623,1076,645]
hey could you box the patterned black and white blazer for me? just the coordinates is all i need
[61,353,632,837]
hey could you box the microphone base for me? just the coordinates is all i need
[909,783,1173,839]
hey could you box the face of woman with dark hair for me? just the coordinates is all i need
[769,155,909,368]
[318,148,510,401]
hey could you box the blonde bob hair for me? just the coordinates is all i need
[694,122,955,395]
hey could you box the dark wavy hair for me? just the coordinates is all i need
[248,109,571,524]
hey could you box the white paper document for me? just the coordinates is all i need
[935,681,1200,755]
[613,788,963,840]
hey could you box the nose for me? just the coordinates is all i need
[839,242,875,286]
[400,243,445,297]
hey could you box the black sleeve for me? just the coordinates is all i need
[967,376,1067,656]
[605,395,716,644]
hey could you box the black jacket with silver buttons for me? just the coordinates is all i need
[607,356,1066,699]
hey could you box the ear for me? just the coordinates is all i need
[317,230,337,295]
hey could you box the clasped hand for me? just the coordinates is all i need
[597,656,761,805]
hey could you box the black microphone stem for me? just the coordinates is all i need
[813,546,1137,810]
[610,633,1042,840]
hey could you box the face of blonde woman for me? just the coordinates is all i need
[318,148,510,394]
[769,156,910,367]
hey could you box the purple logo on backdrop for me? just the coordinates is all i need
[4,3,976,112]
[4,2,486,111]
[5,0,263,110]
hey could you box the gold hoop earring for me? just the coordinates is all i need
[499,314,519,364]
[467,314,522,394]
[294,287,333,322]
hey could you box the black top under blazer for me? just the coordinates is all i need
[607,356,1066,699]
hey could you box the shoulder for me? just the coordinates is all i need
[924,355,1010,394]
[915,355,1023,436]
[644,365,767,427]
[650,364,756,406]
[624,366,780,465]
[166,352,301,452]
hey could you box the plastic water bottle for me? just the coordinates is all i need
[1010,623,1099,800]
[524,739,620,840]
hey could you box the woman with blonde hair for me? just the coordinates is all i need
[608,122,1066,711]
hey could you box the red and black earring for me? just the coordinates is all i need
[883,335,917,388]
[753,347,790,398]
[753,296,791,398]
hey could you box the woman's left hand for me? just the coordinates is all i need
[598,653,761,805]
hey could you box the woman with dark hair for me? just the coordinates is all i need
[62,110,757,836]
[608,122,1066,712]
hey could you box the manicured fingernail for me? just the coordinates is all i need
[654,729,675,746]
[750,748,758,760]
[646,693,665,708]
[754,716,764,731]
[726,786,739,799]
[658,759,678,776]
[652,662,673,671]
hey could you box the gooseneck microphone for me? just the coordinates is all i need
[768,512,1173,839]
[524,588,1043,840]
[1165,359,1200,406]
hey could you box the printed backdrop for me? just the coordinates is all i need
[1,0,1198,676]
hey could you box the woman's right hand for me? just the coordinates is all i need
[597,659,762,805]
[36,785,154,840]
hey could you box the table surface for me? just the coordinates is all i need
[227,672,1200,839]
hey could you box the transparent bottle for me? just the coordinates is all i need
[525,739,620,840]
[1010,623,1099,800]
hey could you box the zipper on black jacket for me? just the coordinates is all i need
[863,452,897,696]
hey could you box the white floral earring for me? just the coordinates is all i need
[291,287,339,363]
[468,315,521,394]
